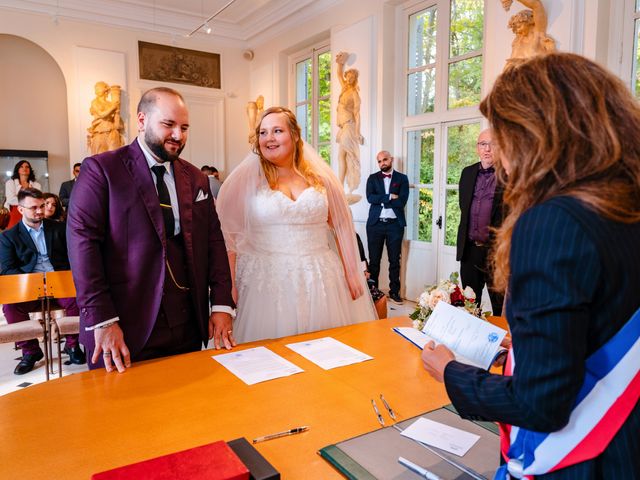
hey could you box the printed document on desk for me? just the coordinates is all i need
[394,302,506,369]
[212,346,304,385]
[285,337,373,370]
[401,417,480,457]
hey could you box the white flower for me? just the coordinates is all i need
[418,291,430,308]
[428,289,450,309]
[463,286,476,300]
[412,319,422,330]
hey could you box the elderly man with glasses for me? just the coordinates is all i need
[456,129,505,315]
[0,188,85,374]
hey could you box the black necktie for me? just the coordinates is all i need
[151,165,175,238]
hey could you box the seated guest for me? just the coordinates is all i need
[356,233,386,319]
[43,193,66,222]
[0,188,85,374]
[422,53,640,478]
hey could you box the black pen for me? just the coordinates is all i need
[380,394,396,421]
[252,426,309,444]
[371,399,385,426]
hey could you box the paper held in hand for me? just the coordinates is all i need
[394,301,507,370]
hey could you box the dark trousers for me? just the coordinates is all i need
[460,242,504,315]
[3,297,79,355]
[87,234,202,370]
[366,219,404,296]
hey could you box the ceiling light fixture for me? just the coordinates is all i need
[186,0,236,37]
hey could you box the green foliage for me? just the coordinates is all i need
[418,188,433,242]
[445,189,459,246]
[447,122,480,184]
[318,52,331,97]
[448,56,482,109]
[419,129,435,184]
[449,0,484,58]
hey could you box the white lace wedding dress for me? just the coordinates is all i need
[233,186,373,343]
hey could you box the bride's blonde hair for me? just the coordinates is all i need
[252,106,323,190]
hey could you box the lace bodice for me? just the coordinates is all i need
[247,186,331,255]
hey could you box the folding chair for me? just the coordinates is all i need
[0,273,50,380]
[44,270,80,378]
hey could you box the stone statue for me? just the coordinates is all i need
[87,81,125,155]
[336,51,364,204]
[246,95,264,144]
[502,0,555,68]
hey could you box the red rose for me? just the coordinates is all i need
[450,286,465,306]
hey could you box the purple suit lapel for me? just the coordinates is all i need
[122,141,164,245]
[173,159,193,240]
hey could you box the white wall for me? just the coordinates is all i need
[0,8,251,179]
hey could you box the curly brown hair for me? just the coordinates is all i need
[481,53,640,291]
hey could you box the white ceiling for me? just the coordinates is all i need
[1,0,339,43]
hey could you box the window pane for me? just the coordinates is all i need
[296,59,311,103]
[318,52,332,97]
[296,104,310,143]
[408,129,435,184]
[446,122,481,184]
[637,0,640,12]
[634,19,640,97]
[409,6,438,68]
[449,0,484,58]
[318,99,331,143]
[318,144,331,165]
[408,68,436,115]
[448,56,482,109]
[445,188,459,246]
[418,188,433,242]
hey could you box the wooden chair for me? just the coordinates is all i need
[44,270,80,378]
[0,273,50,380]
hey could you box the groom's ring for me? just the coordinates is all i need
[227,330,233,334]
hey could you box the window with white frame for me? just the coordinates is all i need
[292,45,332,163]
[404,0,484,246]
[631,1,640,95]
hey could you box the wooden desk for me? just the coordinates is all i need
[0,317,451,479]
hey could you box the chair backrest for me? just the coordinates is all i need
[0,272,45,304]
[44,270,76,299]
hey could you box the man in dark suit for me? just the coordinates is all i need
[365,150,409,305]
[67,87,235,373]
[58,162,81,209]
[0,188,85,374]
[456,129,504,315]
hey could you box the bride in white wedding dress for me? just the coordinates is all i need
[217,107,376,343]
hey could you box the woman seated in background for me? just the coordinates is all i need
[421,53,640,478]
[217,106,376,343]
[4,160,41,229]
[43,193,66,222]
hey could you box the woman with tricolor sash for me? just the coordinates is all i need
[421,52,640,479]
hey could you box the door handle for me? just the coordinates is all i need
[436,216,442,229]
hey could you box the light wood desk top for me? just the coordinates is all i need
[0,317,451,479]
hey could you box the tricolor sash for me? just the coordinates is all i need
[495,307,640,479]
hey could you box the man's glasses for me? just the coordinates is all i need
[477,141,493,150]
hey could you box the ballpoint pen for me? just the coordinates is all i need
[398,456,443,480]
[252,426,309,444]
[371,399,385,426]
[380,394,396,421]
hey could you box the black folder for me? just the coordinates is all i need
[228,437,280,480]
[319,406,499,480]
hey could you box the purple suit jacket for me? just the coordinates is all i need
[66,140,234,356]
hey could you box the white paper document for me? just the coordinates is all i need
[212,346,304,385]
[394,301,506,369]
[285,337,373,370]
[401,417,480,457]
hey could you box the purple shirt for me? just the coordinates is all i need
[468,167,496,243]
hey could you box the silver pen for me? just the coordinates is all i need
[252,426,308,444]
[371,399,385,426]
[398,456,443,480]
[380,394,396,421]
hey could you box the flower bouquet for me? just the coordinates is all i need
[409,272,484,330]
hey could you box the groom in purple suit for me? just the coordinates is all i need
[67,87,235,372]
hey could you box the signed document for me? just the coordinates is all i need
[286,337,373,370]
[394,301,506,369]
[212,346,304,385]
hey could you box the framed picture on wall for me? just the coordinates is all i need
[138,41,221,89]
